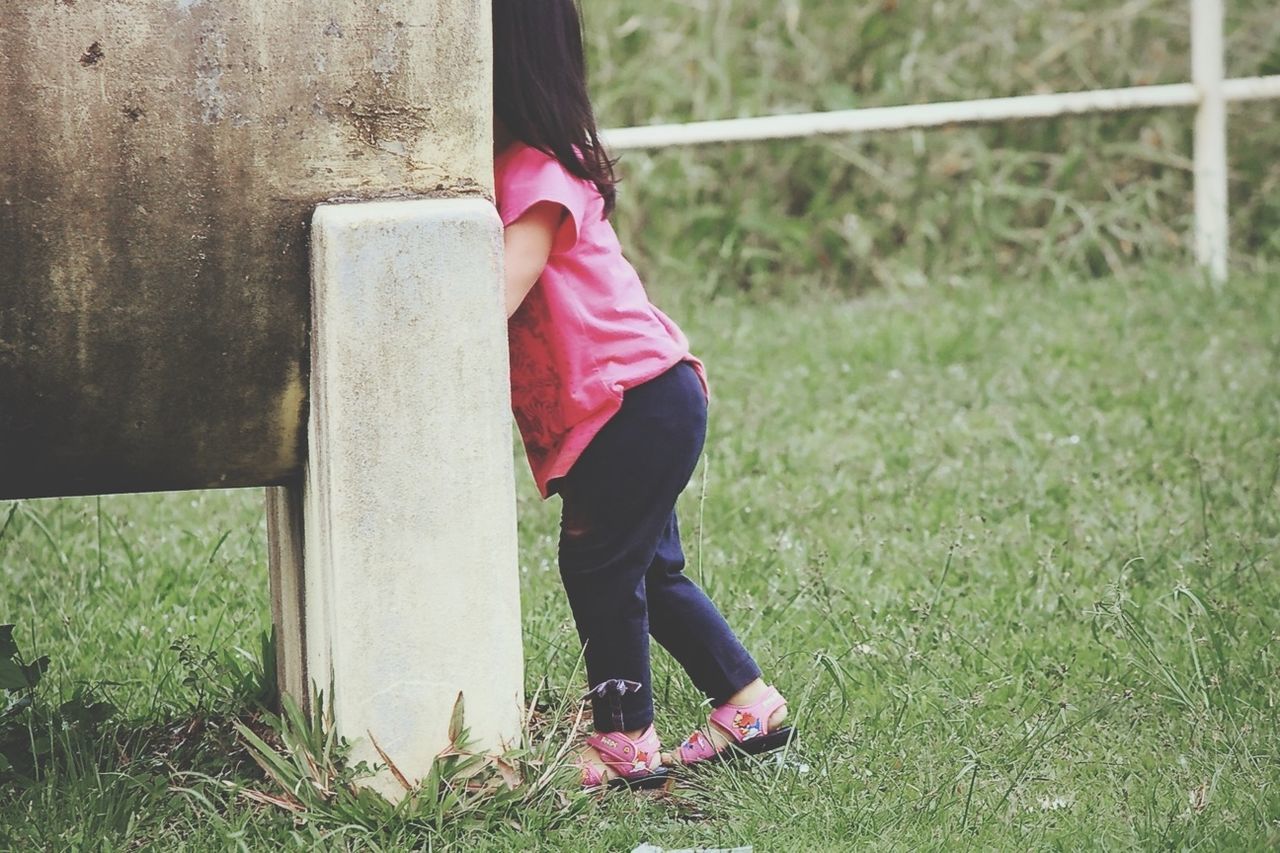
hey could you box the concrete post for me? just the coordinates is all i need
[267,198,523,799]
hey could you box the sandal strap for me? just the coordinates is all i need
[585,725,661,779]
[707,685,786,744]
[676,686,789,765]
[675,729,720,764]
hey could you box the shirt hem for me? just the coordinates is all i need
[531,353,708,499]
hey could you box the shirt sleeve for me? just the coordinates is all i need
[496,147,590,255]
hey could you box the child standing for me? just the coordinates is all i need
[493,0,794,789]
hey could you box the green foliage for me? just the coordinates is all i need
[171,629,276,716]
[586,0,1280,296]
[223,687,591,844]
[0,626,115,780]
[230,691,384,822]
[0,624,46,692]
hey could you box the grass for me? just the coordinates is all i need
[3,264,1279,849]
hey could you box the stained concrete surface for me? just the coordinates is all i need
[0,0,492,498]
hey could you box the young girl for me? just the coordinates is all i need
[492,0,794,789]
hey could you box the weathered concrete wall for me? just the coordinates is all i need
[0,0,492,499]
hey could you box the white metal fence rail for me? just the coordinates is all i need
[601,0,1280,281]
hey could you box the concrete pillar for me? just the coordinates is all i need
[267,198,523,799]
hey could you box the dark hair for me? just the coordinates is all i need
[492,0,619,215]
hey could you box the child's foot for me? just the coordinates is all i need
[575,727,647,783]
[663,679,793,766]
[576,724,669,790]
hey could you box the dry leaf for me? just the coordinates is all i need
[1189,781,1209,814]
[494,756,523,789]
[239,787,305,813]
[368,730,412,792]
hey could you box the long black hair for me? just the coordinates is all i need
[492,0,619,215]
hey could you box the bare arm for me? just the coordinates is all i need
[503,201,565,317]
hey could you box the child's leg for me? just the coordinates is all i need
[647,517,789,762]
[556,363,707,733]
[557,498,668,733]
[645,514,762,704]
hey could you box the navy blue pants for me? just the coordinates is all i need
[554,361,761,732]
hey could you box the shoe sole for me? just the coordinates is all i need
[601,768,672,791]
[678,725,798,769]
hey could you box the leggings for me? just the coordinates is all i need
[554,361,761,732]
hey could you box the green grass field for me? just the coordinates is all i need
[3,266,1278,849]
[5,0,1280,848]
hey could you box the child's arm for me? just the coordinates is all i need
[503,201,566,317]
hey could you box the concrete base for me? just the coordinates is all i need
[267,198,523,800]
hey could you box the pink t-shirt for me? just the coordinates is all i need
[495,142,708,498]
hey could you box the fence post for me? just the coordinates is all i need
[1192,0,1228,281]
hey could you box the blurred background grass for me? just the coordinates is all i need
[584,0,1280,298]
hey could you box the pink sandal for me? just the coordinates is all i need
[675,685,795,766]
[578,724,670,790]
